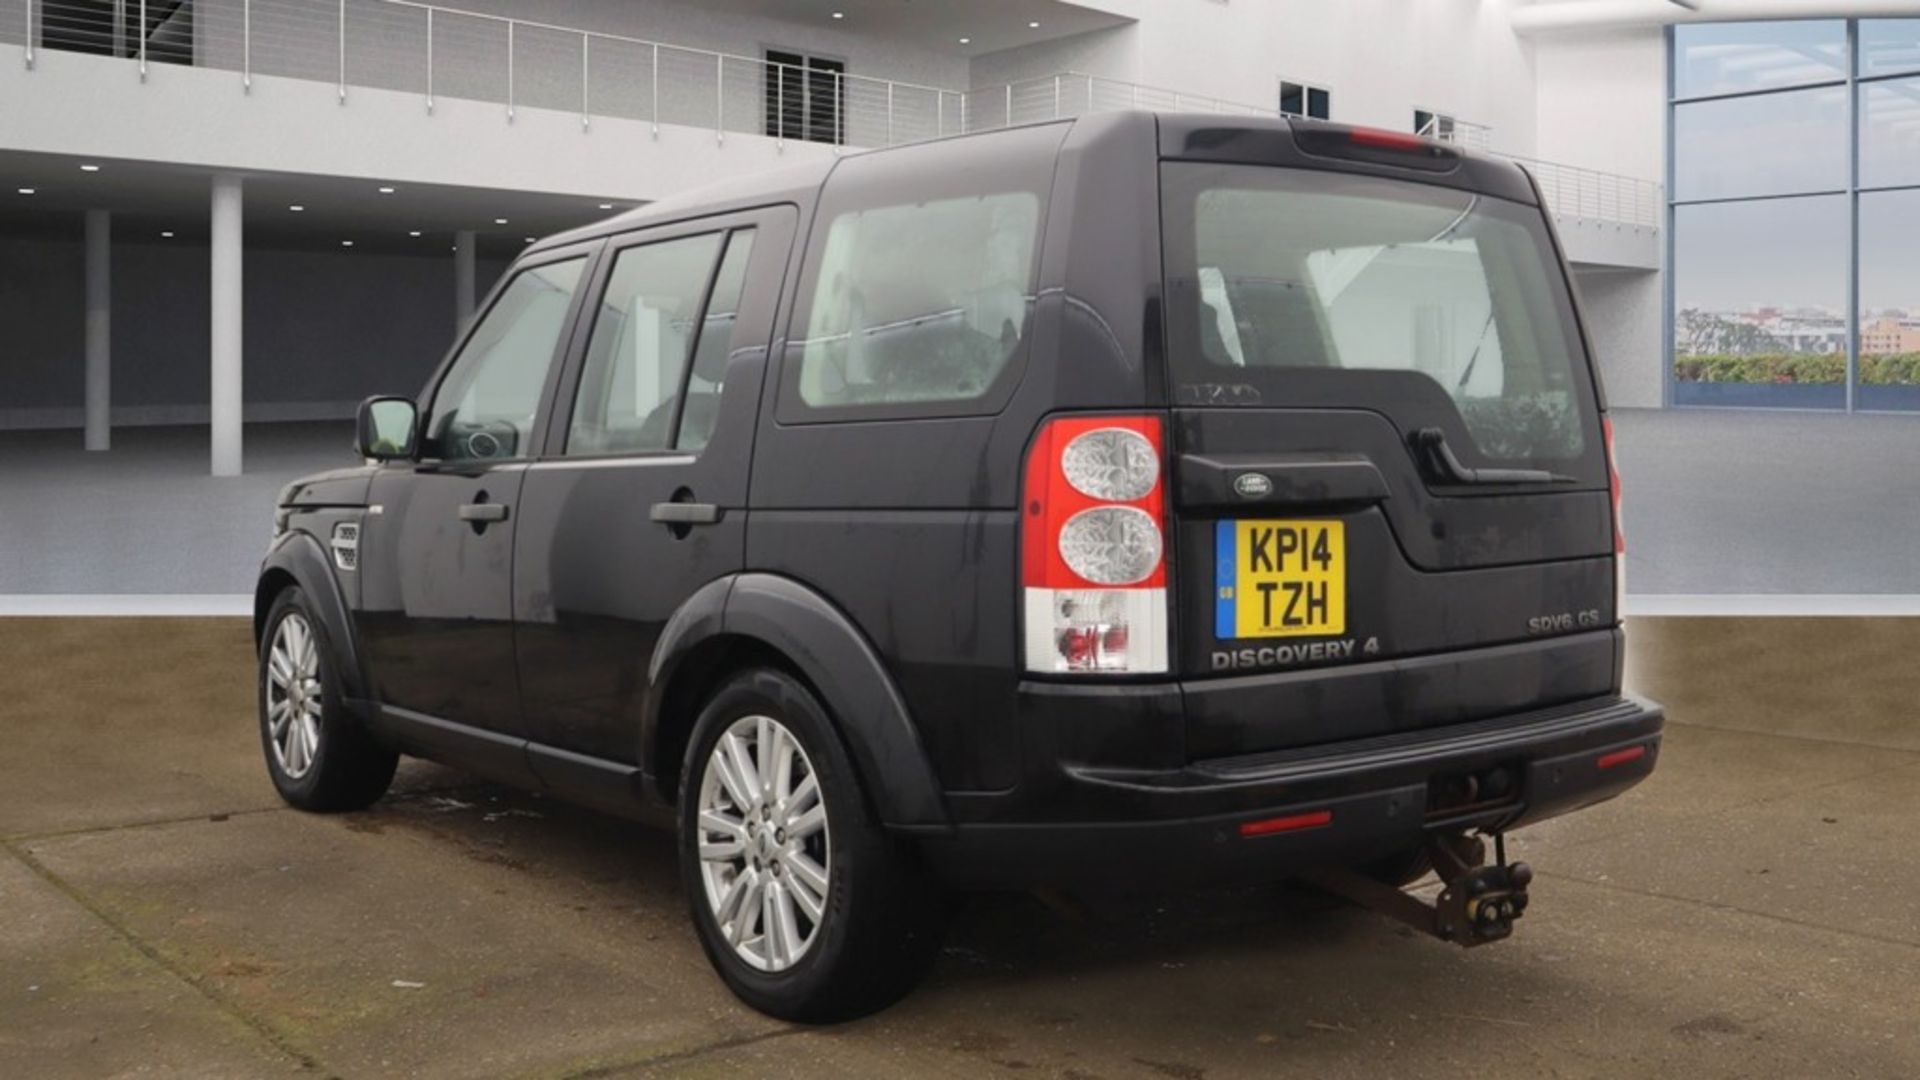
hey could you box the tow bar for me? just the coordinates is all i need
[1303,832,1532,947]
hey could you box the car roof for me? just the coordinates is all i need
[528,111,1537,256]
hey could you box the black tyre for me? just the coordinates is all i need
[678,668,947,1023]
[258,586,398,812]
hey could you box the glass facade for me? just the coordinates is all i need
[1670,19,1920,410]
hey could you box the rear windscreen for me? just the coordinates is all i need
[1162,163,1599,465]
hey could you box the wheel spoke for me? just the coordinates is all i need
[769,725,796,803]
[268,644,293,688]
[784,859,826,924]
[300,715,322,766]
[284,717,305,774]
[725,726,764,803]
[709,737,755,811]
[267,699,291,738]
[779,772,817,828]
[787,801,826,840]
[755,716,778,798]
[729,871,764,947]
[697,809,747,862]
[761,882,785,967]
[785,851,829,900]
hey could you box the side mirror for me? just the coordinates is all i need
[355,396,418,461]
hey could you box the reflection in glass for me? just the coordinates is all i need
[1861,78,1920,189]
[1674,20,1846,98]
[1672,196,1848,409]
[1858,190,1920,410]
[1861,20,1920,78]
[1674,87,1848,201]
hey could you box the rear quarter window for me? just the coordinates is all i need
[777,124,1065,423]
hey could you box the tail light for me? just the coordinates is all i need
[1022,415,1169,675]
[1604,416,1625,620]
[1291,122,1460,172]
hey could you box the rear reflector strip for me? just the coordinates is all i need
[1595,745,1647,771]
[1238,809,1333,838]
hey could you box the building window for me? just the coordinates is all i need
[765,49,846,144]
[1279,79,1330,120]
[1668,19,1920,411]
[1413,109,1455,142]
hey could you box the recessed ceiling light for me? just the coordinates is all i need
[377,186,395,194]
[341,240,354,247]
[80,164,101,172]
[408,230,422,237]
[959,37,971,44]
[495,217,509,225]
[289,204,305,212]
[832,11,844,18]
[598,203,614,210]
[17,188,34,195]
[161,231,175,238]
[1029,21,1040,28]
[525,236,536,243]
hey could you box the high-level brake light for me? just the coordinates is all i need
[1022,416,1170,674]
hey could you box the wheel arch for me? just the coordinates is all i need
[255,530,371,705]
[644,573,950,829]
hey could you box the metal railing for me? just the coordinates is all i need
[958,73,1662,230]
[1503,155,1663,230]
[8,0,965,145]
[3,7,1664,229]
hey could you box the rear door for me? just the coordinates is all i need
[512,208,795,771]
[1159,154,1616,757]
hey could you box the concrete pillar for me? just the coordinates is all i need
[455,230,477,332]
[210,174,244,477]
[84,210,111,452]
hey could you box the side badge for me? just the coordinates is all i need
[1233,472,1273,499]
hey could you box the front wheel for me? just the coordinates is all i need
[679,668,947,1022]
[258,587,398,812]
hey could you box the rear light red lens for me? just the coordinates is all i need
[1238,810,1333,838]
[1022,415,1169,674]
[1596,745,1647,771]
[1604,416,1624,556]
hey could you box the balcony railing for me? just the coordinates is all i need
[4,5,1663,230]
[7,0,968,146]
[957,73,1662,231]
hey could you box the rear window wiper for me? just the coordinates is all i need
[1412,427,1576,486]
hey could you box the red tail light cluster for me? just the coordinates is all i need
[1021,415,1170,674]
[1604,416,1625,618]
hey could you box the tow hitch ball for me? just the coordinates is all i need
[1305,832,1533,948]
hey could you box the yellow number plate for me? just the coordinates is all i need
[1214,520,1346,639]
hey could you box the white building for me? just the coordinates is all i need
[0,0,1686,480]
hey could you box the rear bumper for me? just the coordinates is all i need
[907,694,1663,890]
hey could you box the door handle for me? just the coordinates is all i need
[458,503,510,523]
[649,502,721,525]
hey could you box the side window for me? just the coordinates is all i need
[676,230,757,453]
[425,258,586,461]
[565,233,725,456]
[789,192,1040,413]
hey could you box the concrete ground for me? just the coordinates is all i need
[10,406,1920,600]
[2,616,1918,1079]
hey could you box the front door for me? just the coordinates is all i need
[513,208,795,768]
[356,251,595,739]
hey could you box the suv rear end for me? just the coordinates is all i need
[918,115,1662,893]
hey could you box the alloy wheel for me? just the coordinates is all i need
[695,714,832,973]
[265,612,324,780]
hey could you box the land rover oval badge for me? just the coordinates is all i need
[1233,472,1272,499]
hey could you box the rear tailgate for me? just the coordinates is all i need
[1159,131,1617,758]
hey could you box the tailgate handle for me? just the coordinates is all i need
[1412,428,1576,487]
[1176,453,1390,509]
